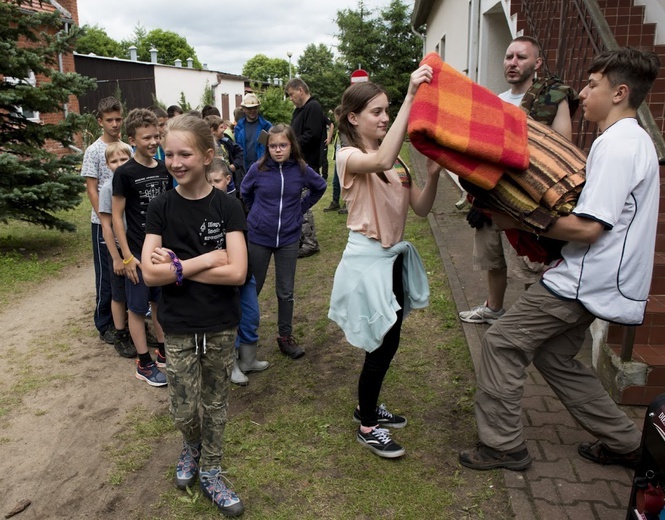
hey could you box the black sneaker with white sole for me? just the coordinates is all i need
[357,426,405,458]
[353,403,407,429]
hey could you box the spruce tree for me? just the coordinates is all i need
[0,0,95,231]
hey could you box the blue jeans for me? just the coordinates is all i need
[249,240,299,337]
[235,275,260,348]
[91,223,113,333]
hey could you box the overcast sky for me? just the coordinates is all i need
[76,0,415,76]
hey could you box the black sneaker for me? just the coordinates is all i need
[145,324,159,348]
[277,335,305,359]
[459,442,532,471]
[114,328,137,358]
[297,248,319,258]
[323,201,340,212]
[353,403,407,428]
[99,325,117,345]
[578,441,640,469]
[357,426,405,458]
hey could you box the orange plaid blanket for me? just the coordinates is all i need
[408,52,530,190]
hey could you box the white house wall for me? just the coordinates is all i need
[419,0,514,93]
[153,67,245,113]
[477,0,513,93]
[634,0,665,44]
[421,0,470,75]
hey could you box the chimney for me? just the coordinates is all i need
[203,63,208,70]
[174,59,182,67]
[128,45,137,61]
[150,47,158,63]
[187,57,193,68]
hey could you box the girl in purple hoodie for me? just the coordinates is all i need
[240,124,326,359]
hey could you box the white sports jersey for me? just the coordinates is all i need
[542,118,660,324]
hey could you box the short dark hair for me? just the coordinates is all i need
[588,47,661,109]
[201,105,221,118]
[124,108,159,138]
[167,105,183,118]
[511,36,542,57]
[148,105,168,118]
[97,96,122,116]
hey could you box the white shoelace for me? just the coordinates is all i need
[194,333,207,355]
[371,428,392,444]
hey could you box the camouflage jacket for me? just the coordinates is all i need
[520,75,579,125]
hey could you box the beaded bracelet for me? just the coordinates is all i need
[167,251,184,286]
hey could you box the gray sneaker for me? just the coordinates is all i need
[459,442,532,471]
[199,467,244,516]
[459,302,505,324]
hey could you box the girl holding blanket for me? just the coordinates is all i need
[328,66,442,458]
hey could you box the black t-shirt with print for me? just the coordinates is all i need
[112,158,171,256]
[145,187,247,334]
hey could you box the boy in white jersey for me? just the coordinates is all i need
[81,97,123,344]
[460,47,661,471]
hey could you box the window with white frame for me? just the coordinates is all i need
[5,71,40,122]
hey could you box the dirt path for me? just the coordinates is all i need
[0,262,174,519]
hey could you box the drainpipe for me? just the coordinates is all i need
[468,0,481,82]
[59,22,70,118]
[411,24,426,58]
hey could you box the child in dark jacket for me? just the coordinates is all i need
[240,124,326,359]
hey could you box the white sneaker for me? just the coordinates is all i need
[459,302,505,324]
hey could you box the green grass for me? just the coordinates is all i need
[0,200,91,308]
[141,145,511,519]
[0,147,512,519]
[104,407,176,485]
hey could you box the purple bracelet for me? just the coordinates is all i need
[167,251,183,286]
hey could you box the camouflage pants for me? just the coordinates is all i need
[299,208,320,253]
[165,330,235,471]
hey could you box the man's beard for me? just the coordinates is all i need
[505,64,536,86]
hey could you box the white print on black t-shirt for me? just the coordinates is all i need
[199,219,226,250]
[140,179,167,203]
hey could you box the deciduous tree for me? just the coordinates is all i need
[75,25,124,58]
[335,0,421,117]
[122,26,202,69]
[242,54,291,84]
[296,44,347,113]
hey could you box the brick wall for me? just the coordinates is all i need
[15,1,81,155]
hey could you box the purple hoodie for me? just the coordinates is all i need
[240,158,327,248]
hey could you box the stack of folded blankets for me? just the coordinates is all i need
[408,52,586,234]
